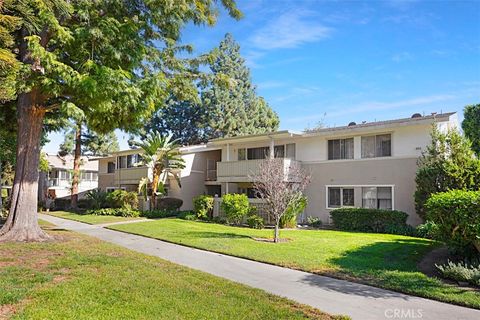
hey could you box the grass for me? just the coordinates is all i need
[110,218,480,309]
[45,211,145,225]
[0,225,343,319]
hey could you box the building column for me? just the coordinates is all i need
[269,137,274,159]
[226,143,230,161]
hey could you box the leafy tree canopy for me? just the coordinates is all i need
[462,103,480,156]
[59,125,119,156]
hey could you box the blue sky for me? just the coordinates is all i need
[44,0,480,152]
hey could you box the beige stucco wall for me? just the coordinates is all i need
[98,173,114,191]
[302,157,421,226]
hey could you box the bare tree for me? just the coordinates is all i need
[251,158,310,243]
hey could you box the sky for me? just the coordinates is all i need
[44,0,480,152]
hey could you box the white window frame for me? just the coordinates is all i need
[361,133,392,159]
[326,186,355,209]
[325,185,395,210]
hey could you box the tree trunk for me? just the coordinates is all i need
[0,161,3,212]
[70,122,82,209]
[0,92,51,242]
[273,222,279,243]
[151,166,160,211]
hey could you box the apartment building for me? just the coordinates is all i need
[96,112,458,225]
[39,153,99,200]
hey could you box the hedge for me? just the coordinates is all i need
[193,195,214,219]
[426,190,480,254]
[330,208,409,234]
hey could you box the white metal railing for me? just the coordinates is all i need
[216,159,300,181]
[48,178,97,187]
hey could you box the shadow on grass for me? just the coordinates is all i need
[183,231,251,240]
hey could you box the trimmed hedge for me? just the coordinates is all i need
[330,208,409,234]
[156,197,183,211]
[141,209,178,219]
[426,190,480,254]
[87,208,141,218]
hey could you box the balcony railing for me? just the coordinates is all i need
[216,158,300,182]
[48,178,97,188]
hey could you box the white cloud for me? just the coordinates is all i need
[391,52,413,62]
[249,10,332,50]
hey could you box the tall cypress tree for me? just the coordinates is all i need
[202,33,279,138]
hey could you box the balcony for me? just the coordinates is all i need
[216,158,300,182]
[113,166,149,185]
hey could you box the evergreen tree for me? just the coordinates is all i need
[414,126,480,220]
[0,0,241,241]
[202,33,279,138]
[60,126,120,156]
[462,103,480,156]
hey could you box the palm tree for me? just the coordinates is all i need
[135,132,185,210]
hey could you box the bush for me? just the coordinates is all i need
[77,198,92,209]
[177,210,196,221]
[86,189,108,209]
[416,221,439,239]
[426,190,480,254]
[436,260,480,287]
[141,209,178,219]
[87,207,141,218]
[211,216,228,224]
[330,208,409,234]
[157,197,183,211]
[247,214,264,229]
[221,193,250,225]
[279,194,307,228]
[193,195,214,219]
[106,190,139,210]
[54,198,71,211]
[384,224,417,237]
[306,216,323,228]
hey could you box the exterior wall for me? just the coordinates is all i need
[302,157,420,225]
[98,173,114,191]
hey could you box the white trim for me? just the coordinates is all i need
[325,184,395,210]
[302,156,416,165]
[325,186,355,210]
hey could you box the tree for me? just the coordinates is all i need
[202,33,279,138]
[133,97,208,146]
[60,126,119,156]
[0,0,241,242]
[251,159,310,243]
[414,126,480,220]
[135,133,185,210]
[462,103,480,156]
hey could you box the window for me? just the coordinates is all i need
[247,147,270,160]
[361,134,391,158]
[238,148,246,161]
[59,170,71,180]
[362,186,392,210]
[328,187,354,208]
[92,172,98,181]
[274,145,285,158]
[107,162,115,173]
[328,138,354,160]
[286,143,296,159]
[117,156,127,168]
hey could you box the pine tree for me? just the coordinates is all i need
[202,33,279,138]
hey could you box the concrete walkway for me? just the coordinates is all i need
[40,214,480,320]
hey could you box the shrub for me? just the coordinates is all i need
[330,208,409,234]
[279,194,307,228]
[211,216,228,224]
[416,221,439,239]
[141,209,178,219]
[193,195,214,219]
[77,198,92,209]
[306,216,323,228]
[177,210,196,221]
[106,190,139,210]
[247,214,264,229]
[86,189,108,209]
[157,197,183,211]
[426,190,480,254]
[54,198,71,211]
[436,260,480,287]
[87,207,141,218]
[384,224,417,237]
[221,193,249,225]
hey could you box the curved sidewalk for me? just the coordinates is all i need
[39,214,480,320]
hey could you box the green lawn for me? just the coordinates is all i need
[110,219,480,309]
[45,211,145,225]
[0,226,342,319]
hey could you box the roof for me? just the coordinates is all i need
[302,112,456,137]
[45,153,99,171]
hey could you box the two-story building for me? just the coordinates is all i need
[96,112,458,225]
[39,153,99,201]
